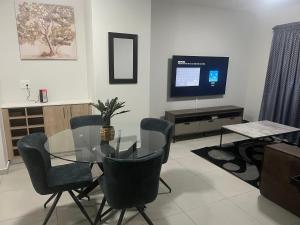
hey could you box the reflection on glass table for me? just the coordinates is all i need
[44,125,167,163]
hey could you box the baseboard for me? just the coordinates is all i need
[0,161,10,175]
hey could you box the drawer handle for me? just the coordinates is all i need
[183,122,190,125]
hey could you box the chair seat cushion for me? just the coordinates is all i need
[48,163,92,192]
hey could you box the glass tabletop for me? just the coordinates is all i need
[44,125,166,163]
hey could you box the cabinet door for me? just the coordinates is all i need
[69,104,91,118]
[43,105,74,153]
[43,105,69,136]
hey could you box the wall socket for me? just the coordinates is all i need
[20,80,30,89]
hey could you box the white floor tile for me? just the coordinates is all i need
[139,194,183,220]
[152,212,196,225]
[0,189,54,221]
[100,195,183,225]
[230,190,300,225]
[201,169,256,198]
[0,166,32,192]
[186,199,262,225]
[175,155,222,175]
[166,171,225,211]
[0,213,57,225]
[56,203,97,225]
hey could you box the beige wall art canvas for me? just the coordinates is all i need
[15,0,77,60]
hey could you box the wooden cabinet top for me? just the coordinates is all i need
[165,105,243,116]
[1,99,92,109]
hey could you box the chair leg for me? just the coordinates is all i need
[74,189,90,201]
[42,192,62,225]
[97,163,104,172]
[117,209,126,225]
[44,193,57,208]
[77,180,99,199]
[160,177,172,193]
[68,190,93,225]
[137,207,154,225]
[90,163,94,169]
[94,197,106,225]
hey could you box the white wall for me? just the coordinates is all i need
[0,0,90,105]
[150,0,256,117]
[90,0,151,134]
[244,3,300,121]
[84,0,96,100]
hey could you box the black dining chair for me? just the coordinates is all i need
[70,115,103,130]
[140,118,174,193]
[70,115,104,199]
[94,150,164,225]
[70,115,103,169]
[17,133,94,225]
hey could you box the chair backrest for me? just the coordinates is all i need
[140,118,174,164]
[70,115,103,158]
[102,151,164,209]
[70,115,103,129]
[17,133,51,195]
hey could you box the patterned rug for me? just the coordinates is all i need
[191,140,271,188]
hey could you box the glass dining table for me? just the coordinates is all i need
[44,125,166,197]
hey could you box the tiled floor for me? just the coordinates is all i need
[0,133,299,225]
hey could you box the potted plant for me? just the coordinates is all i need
[92,97,130,141]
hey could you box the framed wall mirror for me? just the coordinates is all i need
[108,32,138,84]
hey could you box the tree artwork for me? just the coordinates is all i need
[15,1,77,59]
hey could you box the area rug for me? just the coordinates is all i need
[191,141,270,188]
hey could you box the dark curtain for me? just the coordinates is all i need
[259,22,300,145]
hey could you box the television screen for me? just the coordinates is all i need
[170,56,229,97]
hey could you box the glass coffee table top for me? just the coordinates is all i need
[44,125,166,163]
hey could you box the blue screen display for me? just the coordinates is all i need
[209,70,219,82]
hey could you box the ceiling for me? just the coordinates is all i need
[164,0,300,12]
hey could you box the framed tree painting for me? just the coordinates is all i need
[15,1,77,60]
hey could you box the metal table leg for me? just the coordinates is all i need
[219,127,223,148]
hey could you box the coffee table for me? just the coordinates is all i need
[220,120,300,147]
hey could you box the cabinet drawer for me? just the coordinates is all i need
[221,116,243,125]
[175,122,199,135]
[199,120,221,132]
[198,116,243,132]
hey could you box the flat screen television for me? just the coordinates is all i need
[170,55,229,97]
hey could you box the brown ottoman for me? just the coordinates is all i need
[260,143,300,217]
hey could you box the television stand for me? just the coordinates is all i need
[165,105,244,142]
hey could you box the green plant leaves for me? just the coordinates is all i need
[92,97,130,126]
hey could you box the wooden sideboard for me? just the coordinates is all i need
[1,103,91,160]
[165,105,244,142]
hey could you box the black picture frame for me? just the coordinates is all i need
[108,32,138,84]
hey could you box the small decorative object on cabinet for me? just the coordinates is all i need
[92,97,130,141]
